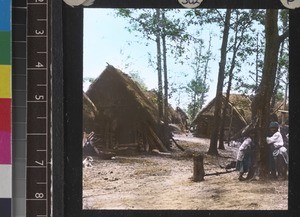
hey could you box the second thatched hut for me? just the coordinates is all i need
[192,94,252,139]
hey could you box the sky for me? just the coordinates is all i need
[83,8,259,110]
[83,9,164,90]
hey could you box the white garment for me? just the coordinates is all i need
[266,131,288,163]
[236,137,253,161]
[266,131,284,149]
[273,146,289,164]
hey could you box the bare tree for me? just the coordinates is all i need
[208,9,232,155]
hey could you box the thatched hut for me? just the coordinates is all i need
[85,65,169,152]
[145,90,188,133]
[83,92,98,132]
[175,107,189,131]
[192,94,252,139]
[271,100,289,124]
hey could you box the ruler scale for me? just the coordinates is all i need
[26,0,51,217]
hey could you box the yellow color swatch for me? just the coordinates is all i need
[0,65,11,98]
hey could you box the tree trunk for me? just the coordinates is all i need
[219,16,241,149]
[255,33,260,89]
[193,154,205,182]
[155,9,163,121]
[208,9,231,155]
[251,10,281,179]
[270,41,285,113]
[218,72,233,150]
[200,34,212,110]
[162,13,168,126]
[162,11,170,149]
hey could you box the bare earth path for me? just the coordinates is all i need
[83,135,288,210]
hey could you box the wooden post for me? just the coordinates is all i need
[193,154,205,182]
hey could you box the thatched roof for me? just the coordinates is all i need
[83,92,98,132]
[272,99,289,124]
[227,94,252,124]
[83,92,98,120]
[273,100,289,113]
[144,90,187,131]
[86,65,159,123]
[85,65,169,152]
[176,107,189,120]
[193,93,252,125]
[144,89,172,121]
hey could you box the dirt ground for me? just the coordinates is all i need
[82,134,288,210]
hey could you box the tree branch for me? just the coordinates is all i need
[279,29,289,43]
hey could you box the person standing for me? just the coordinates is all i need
[236,129,256,181]
[280,120,289,149]
[266,121,288,179]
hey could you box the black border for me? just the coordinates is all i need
[52,0,64,217]
[87,0,284,9]
[58,1,300,217]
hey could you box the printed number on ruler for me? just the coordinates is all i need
[26,0,50,216]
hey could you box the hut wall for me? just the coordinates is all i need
[192,94,251,139]
[193,116,213,138]
[222,115,244,140]
[94,98,148,147]
[193,111,246,139]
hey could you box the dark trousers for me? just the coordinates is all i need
[268,148,276,177]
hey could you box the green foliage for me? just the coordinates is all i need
[279,9,289,33]
[117,8,132,17]
[116,9,188,45]
[114,8,288,113]
[274,92,284,102]
[185,77,208,119]
[115,8,193,111]
[187,100,202,120]
[83,77,95,83]
[128,72,148,91]
[185,9,267,99]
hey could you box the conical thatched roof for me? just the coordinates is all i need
[87,65,159,122]
[144,90,187,132]
[193,93,252,125]
[85,65,169,152]
[191,94,252,138]
[227,94,252,124]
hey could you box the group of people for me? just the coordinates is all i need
[235,121,289,181]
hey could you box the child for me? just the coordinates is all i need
[236,129,256,181]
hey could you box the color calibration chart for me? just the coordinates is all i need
[0,0,12,217]
[2,0,52,216]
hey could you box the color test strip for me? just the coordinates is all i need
[0,0,12,216]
